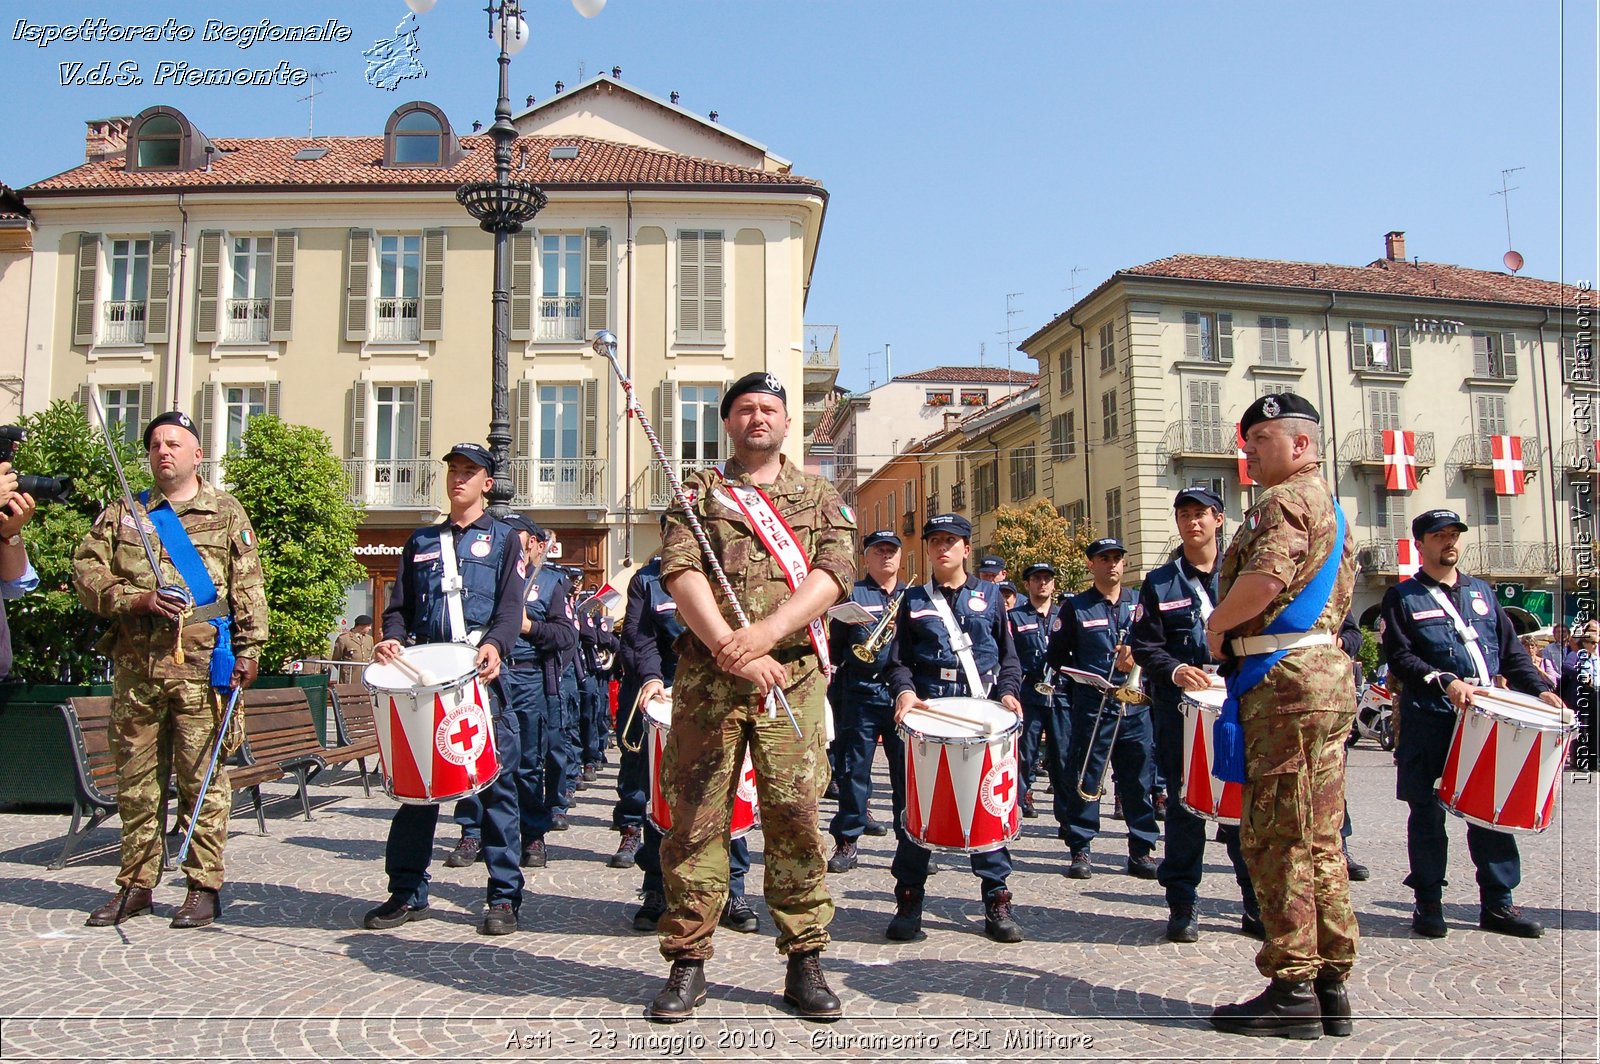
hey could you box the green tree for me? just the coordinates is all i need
[224,416,365,670]
[987,500,1094,594]
[7,400,150,683]
[1358,625,1382,677]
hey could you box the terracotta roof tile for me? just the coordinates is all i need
[809,396,846,445]
[894,366,1039,385]
[23,134,821,195]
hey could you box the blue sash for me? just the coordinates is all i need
[1214,503,1346,783]
[141,491,236,691]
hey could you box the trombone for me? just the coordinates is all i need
[1074,627,1151,802]
[852,588,906,663]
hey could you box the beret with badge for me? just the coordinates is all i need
[719,371,788,419]
[1239,392,1321,435]
[142,410,201,449]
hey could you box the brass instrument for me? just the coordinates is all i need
[1034,669,1058,698]
[1075,627,1147,802]
[851,588,907,663]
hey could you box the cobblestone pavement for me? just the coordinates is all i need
[0,744,1595,1063]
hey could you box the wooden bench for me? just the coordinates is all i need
[51,696,283,870]
[328,681,381,797]
[238,688,328,821]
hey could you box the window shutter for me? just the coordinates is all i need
[145,231,173,343]
[581,378,599,458]
[1217,312,1234,362]
[1499,332,1518,379]
[138,381,155,427]
[74,383,93,419]
[198,382,216,456]
[514,380,533,457]
[1388,325,1412,374]
[509,231,534,340]
[416,380,434,456]
[585,227,610,339]
[1183,311,1200,359]
[658,381,677,460]
[73,233,99,346]
[419,228,446,341]
[677,231,701,341]
[1347,321,1367,370]
[349,382,367,458]
[1472,334,1492,376]
[269,229,296,341]
[266,380,281,418]
[345,228,373,343]
[701,231,724,342]
[194,230,222,343]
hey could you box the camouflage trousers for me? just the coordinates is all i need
[1239,704,1358,982]
[109,675,232,891]
[659,654,833,960]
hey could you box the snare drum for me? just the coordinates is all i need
[1438,687,1576,834]
[363,643,501,805]
[1178,682,1243,825]
[643,694,759,839]
[899,697,1022,854]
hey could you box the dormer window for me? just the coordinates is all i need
[137,115,182,168]
[126,106,213,173]
[384,102,462,168]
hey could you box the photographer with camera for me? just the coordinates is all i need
[0,458,41,679]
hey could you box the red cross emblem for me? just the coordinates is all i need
[992,768,1015,806]
[449,718,480,752]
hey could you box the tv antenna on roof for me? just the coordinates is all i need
[298,70,338,138]
[1063,265,1087,303]
[1492,166,1525,272]
[997,292,1025,377]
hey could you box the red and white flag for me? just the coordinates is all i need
[1491,434,1525,496]
[1236,423,1255,486]
[1383,429,1418,491]
[1397,538,1420,578]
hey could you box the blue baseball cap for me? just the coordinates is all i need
[1174,486,1224,511]
[444,442,495,475]
[923,512,972,539]
[977,555,1006,574]
[1086,537,1126,559]
[1412,508,1468,538]
[863,530,902,550]
[1022,562,1057,580]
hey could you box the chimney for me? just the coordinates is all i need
[1384,230,1407,262]
[708,110,719,123]
[670,91,680,104]
[943,412,961,431]
[84,117,132,163]
[611,65,621,78]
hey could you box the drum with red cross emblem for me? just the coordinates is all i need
[899,697,1022,853]
[363,642,502,804]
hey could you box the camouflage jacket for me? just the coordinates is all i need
[660,455,855,672]
[73,480,269,680]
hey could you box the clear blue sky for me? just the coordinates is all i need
[3,1,1594,393]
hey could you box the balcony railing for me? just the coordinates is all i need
[536,296,584,342]
[1462,540,1550,577]
[1448,434,1542,479]
[102,300,146,345]
[925,492,939,516]
[505,457,604,507]
[224,298,270,343]
[343,458,437,509]
[1158,420,1231,460]
[1340,430,1437,471]
[374,297,420,342]
[901,510,917,536]
[1561,438,1597,472]
[949,482,967,511]
[643,458,724,508]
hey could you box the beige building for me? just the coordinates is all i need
[1017,233,1594,620]
[0,186,31,422]
[18,78,827,620]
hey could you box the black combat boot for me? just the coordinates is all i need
[783,949,842,1020]
[1314,971,1353,1037]
[1411,899,1447,938]
[826,839,858,874]
[1210,978,1323,1039]
[443,835,481,868]
[645,960,706,1023]
[983,888,1024,943]
[1165,902,1199,943]
[632,889,666,932]
[609,826,643,869]
[884,885,924,941]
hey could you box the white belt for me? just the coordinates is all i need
[1229,631,1334,656]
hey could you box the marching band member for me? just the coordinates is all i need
[1008,561,1069,821]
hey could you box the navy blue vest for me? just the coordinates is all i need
[512,565,570,661]
[1008,599,1060,707]
[1391,573,1501,716]
[409,519,513,644]
[1066,585,1142,713]
[835,578,901,704]
[901,579,1002,698]
[639,563,684,687]
[1143,559,1214,707]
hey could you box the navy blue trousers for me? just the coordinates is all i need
[1061,696,1159,857]
[828,691,896,842]
[1151,701,1255,909]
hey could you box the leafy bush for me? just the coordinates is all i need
[987,500,1094,594]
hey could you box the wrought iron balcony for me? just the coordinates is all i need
[949,482,967,512]
[925,491,940,517]
[1462,540,1552,577]
[1340,430,1436,472]
[901,510,917,536]
[343,458,437,509]
[535,296,584,342]
[643,458,724,508]
[1448,434,1542,480]
[505,457,604,507]
[374,297,420,342]
[1561,438,1597,473]
[102,300,146,345]
[1157,420,1231,461]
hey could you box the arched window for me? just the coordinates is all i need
[136,115,182,168]
[384,103,460,168]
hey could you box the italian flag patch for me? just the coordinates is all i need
[240,529,254,548]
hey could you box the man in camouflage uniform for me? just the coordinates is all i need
[1205,393,1357,1041]
[74,411,268,929]
[330,615,374,683]
[647,371,854,1024]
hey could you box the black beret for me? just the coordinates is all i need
[1022,562,1056,580]
[862,530,902,550]
[1174,486,1225,511]
[1086,537,1127,559]
[1239,392,1321,435]
[353,614,373,627]
[142,410,200,449]
[1412,508,1468,539]
[719,371,788,419]
[443,442,495,474]
[923,512,972,539]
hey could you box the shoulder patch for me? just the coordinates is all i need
[239,528,254,548]
[838,502,855,526]
[1050,616,1062,632]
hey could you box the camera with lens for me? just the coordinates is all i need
[0,426,73,503]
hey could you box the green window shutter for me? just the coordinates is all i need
[509,231,534,340]
[1394,326,1413,374]
[145,231,173,343]
[269,229,296,341]
[677,231,701,342]
[581,378,599,457]
[72,233,98,346]
[1499,332,1518,379]
[514,380,533,457]
[585,227,610,339]
[198,382,216,456]
[416,380,434,457]
[701,230,725,343]
[1183,311,1200,359]
[1347,321,1367,371]
[345,229,373,343]
[193,230,222,343]
[1217,312,1233,362]
[266,380,281,418]
[349,382,367,458]
[419,228,446,341]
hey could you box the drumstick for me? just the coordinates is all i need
[910,703,998,736]
[392,655,438,686]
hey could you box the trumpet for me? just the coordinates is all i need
[852,588,906,663]
[1034,668,1060,698]
[1075,632,1148,802]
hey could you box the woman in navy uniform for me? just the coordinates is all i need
[882,513,1025,944]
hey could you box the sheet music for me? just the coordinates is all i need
[826,601,878,626]
[1060,667,1115,692]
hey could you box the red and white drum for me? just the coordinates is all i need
[363,643,500,805]
[1439,687,1576,835]
[899,697,1022,854]
[1179,681,1243,825]
[643,693,759,839]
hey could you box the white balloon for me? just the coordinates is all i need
[499,14,531,54]
[572,0,606,18]
[404,0,437,13]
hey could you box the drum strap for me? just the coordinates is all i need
[1424,585,1492,685]
[1185,571,1215,625]
[437,527,470,644]
[923,580,987,697]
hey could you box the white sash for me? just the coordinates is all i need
[1185,570,1215,626]
[718,480,833,678]
[436,527,483,646]
[1426,584,1492,685]
[924,580,987,697]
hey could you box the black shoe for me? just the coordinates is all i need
[721,895,759,933]
[550,812,570,831]
[1066,850,1092,880]
[1480,903,1543,939]
[783,949,842,1020]
[824,779,840,801]
[521,838,547,868]
[1241,901,1266,940]
[1344,847,1369,882]
[1111,795,1124,820]
[826,839,858,874]
[581,763,599,782]
[1314,973,1353,1037]
[646,960,706,1023]
[1210,978,1323,1039]
[1021,791,1038,819]
[633,889,666,932]
[1412,900,1447,938]
[363,894,430,930]
[983,888,1024,943]
[1152,792,1167,821]
[480,902,517,936]
[610,826,643,869]
[863,815,888,837]
[885,885,924,941]
[1126,854,1158,880]
[443,836,481,867]
[1166,903,1199,943]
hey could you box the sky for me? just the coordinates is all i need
[2,1,1595,394]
